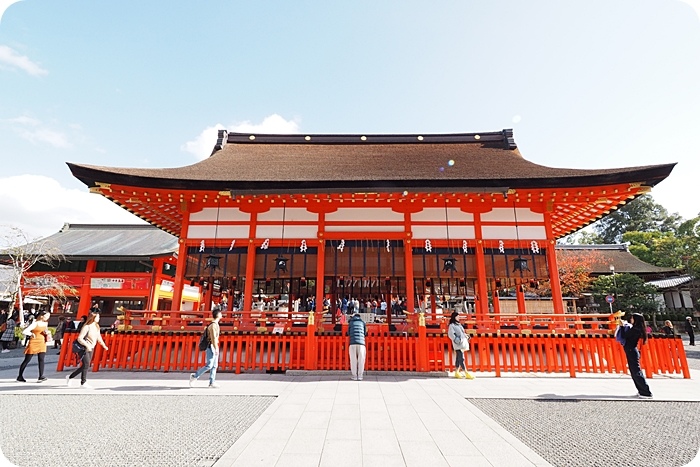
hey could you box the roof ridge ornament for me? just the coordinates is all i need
[212,130,228,155]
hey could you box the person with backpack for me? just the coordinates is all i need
[66,312,109,388]
[618,313,653,399]
[189,309,222,388]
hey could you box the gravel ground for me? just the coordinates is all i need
[0,395,275,467]
[469,398,700,467]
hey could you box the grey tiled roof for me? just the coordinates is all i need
[556,244,678,275]
[28,223,177,259]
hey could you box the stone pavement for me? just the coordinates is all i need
[0,343,698,467]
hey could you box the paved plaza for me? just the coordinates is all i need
[0,341,699,467]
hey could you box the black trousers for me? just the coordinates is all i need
[689,332,695,346]
[18,352,45,379]
[625,348,651,397]
[69,350,93,385]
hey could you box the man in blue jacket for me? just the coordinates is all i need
[347,312,367,381]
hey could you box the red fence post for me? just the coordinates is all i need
[305,311,317,370]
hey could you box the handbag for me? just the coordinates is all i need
[72,339,86,355]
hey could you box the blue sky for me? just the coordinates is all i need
[1,0,699,239]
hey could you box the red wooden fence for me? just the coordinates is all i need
[57,330,690,378]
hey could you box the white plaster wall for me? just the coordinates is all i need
[324,225,405,232]
[411,225,475,239]
[481,207,543,222]
[189,208,250,222]
[258,208,318,222]
[187,225,250,239]
[325,208,404,222]
[411,208,473,222]
[255,224,318,239]
[481,225,546,240]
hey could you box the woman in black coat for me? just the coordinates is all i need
[685,317,695,346]
[620,313,653,399]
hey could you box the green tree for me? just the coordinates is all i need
[590,273,658,316]
[593,194,682,244]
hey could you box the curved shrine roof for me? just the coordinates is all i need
[68,130,675,194]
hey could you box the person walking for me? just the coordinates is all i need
[347,312,367,381]
[618,313,653,399]
[66,313,109,388]
[685,316,695,346]
[17,311,51,382]
[53,316,66,351]
[447,311,474,379]
[1,312,17,353]
[189,309,222,388]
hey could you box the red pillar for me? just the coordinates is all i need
[171,212,190,311]
[543,212,564,314]
[77,260,96,318]
[516,280,527,314]
[305,312,318,370]
[403,212,415,316]
[474,241,489,317]
[315,239,325,315]
[243,241,256,312]
[171,241,188,311]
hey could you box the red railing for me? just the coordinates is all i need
[57,329,690,378]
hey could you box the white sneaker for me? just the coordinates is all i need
[80,383,92,389]
[208,383,220,388]
[1,349,10,353]
[189,373,196,388]
[66,375,71,387]
[638,394,653,400]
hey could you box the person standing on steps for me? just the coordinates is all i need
[17,311,50,383]
[347,312,367,381]
[190,309,222,388]
[66,313,109,388]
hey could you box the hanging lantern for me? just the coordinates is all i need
[205,254,221,272]
[512,256,530,272]
[442,257,457,272]
[274,256,288,273]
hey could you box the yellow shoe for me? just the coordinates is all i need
[463,371,475,380]
[454,371,464,379]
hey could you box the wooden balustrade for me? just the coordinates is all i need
[56,328,690,379]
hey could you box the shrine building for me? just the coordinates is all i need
[67,129,675,321]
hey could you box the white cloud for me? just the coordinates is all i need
[0,44,47,76]
[0,175,146,240]
[181,114,301,160]
[3,115,72,148]
[180,123,226,161]
[5,116,39,126]
[0,0,22,25]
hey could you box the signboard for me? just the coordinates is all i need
[160,279,175,293]
[90,278,150,290]
[605,295,615,304]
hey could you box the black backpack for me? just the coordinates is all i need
[198,325,210,351]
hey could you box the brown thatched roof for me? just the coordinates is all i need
[67,129,675,194]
